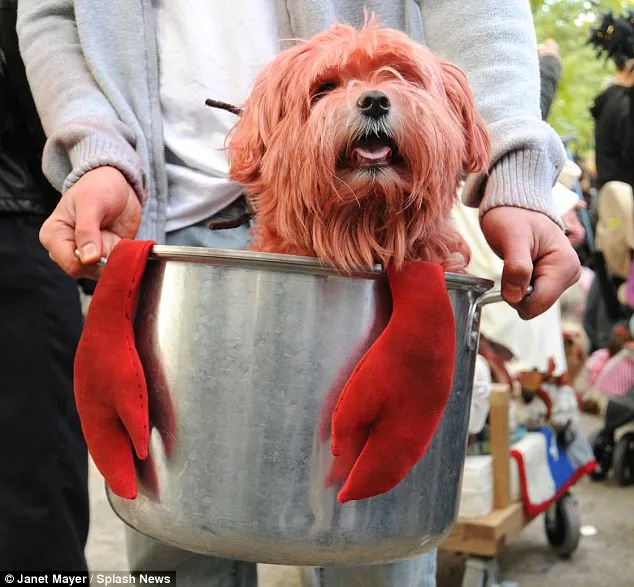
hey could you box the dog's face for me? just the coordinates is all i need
[228,22,490,270]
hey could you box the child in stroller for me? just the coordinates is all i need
[589,385,634,486]
[588,322,634,485]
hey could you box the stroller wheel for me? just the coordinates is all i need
[613,432,634,487]
[544,493,581,558]
[588,429,614,481]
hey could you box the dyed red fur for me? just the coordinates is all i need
[225,20,490,272]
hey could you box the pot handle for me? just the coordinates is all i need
[464,285,534,351]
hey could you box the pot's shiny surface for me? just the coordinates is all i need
[107,246,496,566]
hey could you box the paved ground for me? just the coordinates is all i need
[85,414,634,586]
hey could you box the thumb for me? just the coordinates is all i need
[74,196,106,265]
[499,237,534,305]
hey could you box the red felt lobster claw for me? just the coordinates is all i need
[73,238,175,499]
[327,260,456,503]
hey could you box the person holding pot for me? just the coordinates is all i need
[17,0,580,584]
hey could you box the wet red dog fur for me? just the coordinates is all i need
[226,20,490,273]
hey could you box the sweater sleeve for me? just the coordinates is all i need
[420,0,566,228]
[15,0,147,203]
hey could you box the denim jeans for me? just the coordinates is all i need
[124,202,437,587]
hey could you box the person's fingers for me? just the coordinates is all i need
[40,215,88,278]
[74,194,108,265]
[500,240,534,305]
[483,207,583,320]
[569,230,585,248]
[40,167,141,279]
[512,270,561,320]
[72,229,123,279]
[481,209,534,304]
[513,247,581,320]
[562,211,585,247]
[41,218,117,280]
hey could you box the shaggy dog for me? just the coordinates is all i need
[204,20,493,501]
[220,20,490,272]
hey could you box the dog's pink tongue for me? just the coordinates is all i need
[353,145,392,161]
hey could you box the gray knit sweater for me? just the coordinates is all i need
[16,0,566,242]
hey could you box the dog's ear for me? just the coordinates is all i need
[226,44,308,189]
[226,103,264,186]
[439,61,490,174]
[226,81,271,187]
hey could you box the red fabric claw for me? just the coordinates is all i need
[73,239,157,499]
[329,261,456,503]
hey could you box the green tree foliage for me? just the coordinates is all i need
[532,0,633,158]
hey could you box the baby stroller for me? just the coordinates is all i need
[590,385,634,486]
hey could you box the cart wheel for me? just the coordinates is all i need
[613,432,634,486]
[544,493,581,558]
[588,429,614,481]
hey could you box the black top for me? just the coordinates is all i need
[591,83,634,190]
[0,0,59,216]
[539,54,562,121]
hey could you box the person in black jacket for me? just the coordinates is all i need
[590,55,634,191]
[581,53,634,354]
[539,38,563,121]
[0,1,89,571]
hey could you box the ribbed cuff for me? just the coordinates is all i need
[479,150,564,230]
[63,133,148,206]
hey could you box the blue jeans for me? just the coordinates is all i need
[124,203,437,587]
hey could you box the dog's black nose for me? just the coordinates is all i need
[357,90,390,118]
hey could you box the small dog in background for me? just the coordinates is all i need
[217,19,490,272]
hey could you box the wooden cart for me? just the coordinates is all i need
[439,384,582,587]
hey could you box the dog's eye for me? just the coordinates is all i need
[311,81,338,102]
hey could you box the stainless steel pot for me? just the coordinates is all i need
[107,245,503,566]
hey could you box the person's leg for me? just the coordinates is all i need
[582,276,602,354]
[125,201,257,585]
[0,214,89,570]
[301,551,437,587]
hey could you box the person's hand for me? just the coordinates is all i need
[562,201,586,249]
[40,166,142,279]
[481,206,581,320]
[539,39,560,60]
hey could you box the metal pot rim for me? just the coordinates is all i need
[149,245,494,293]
